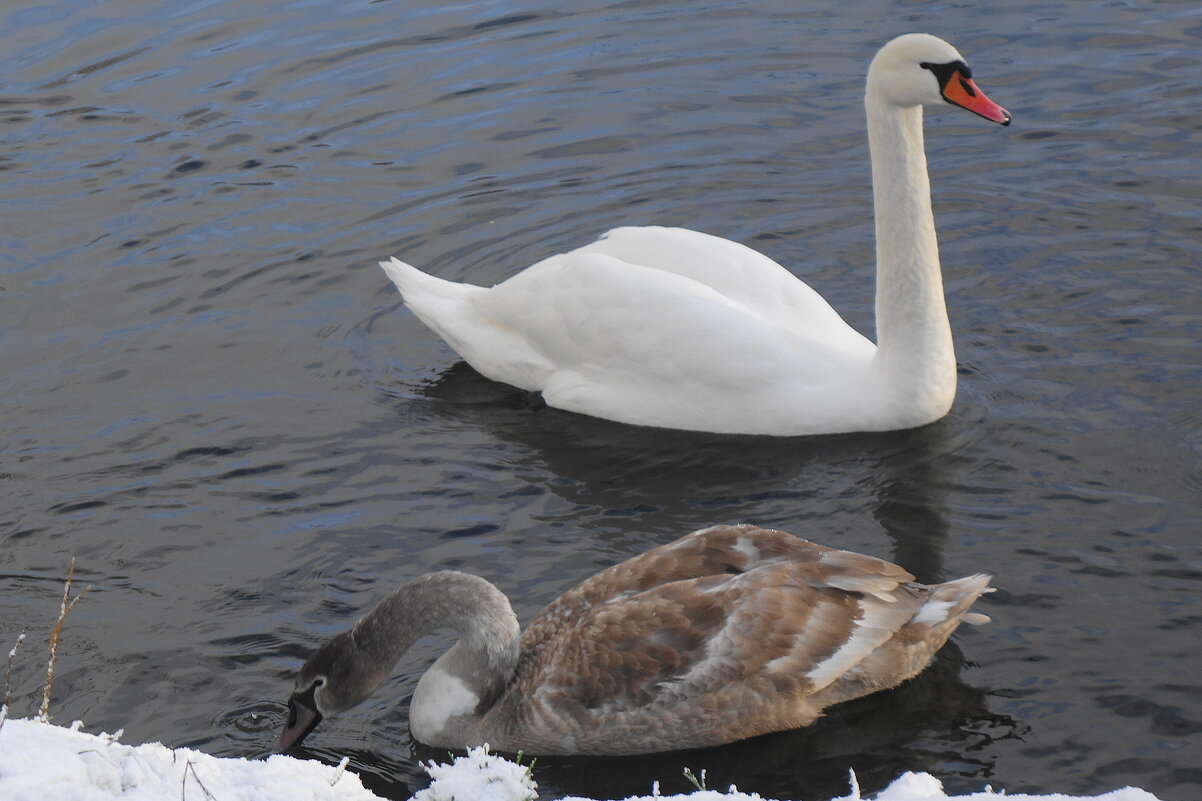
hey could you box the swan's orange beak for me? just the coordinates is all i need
[941,71,1010,126]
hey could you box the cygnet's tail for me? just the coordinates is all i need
[917,573,994,629]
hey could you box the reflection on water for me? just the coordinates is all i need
[2,1,1200,800]
[305,643,1020,801]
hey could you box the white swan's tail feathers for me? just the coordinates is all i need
[378,256,550,389]
[379,256,488,344]
[379,257,483,303]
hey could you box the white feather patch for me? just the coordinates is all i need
[912,598,955,626]
[732,536,760,565]
[804,602,903,689]
[410,666,480,743]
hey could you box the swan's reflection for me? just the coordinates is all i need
[292,644,1017,801]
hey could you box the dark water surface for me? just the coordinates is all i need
[2,1,1200,799]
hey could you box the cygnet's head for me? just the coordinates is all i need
[867,33,1010,125]
[277,629,386,752]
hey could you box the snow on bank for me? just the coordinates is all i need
[0,718,1163,801]
[0,718,379,801]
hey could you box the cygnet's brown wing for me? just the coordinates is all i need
[485,525,975,755]
[534,524,913,619]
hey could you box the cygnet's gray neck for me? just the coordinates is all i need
[355,571,521,684]
[353,571,519,747]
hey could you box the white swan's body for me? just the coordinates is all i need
[279,525,992,756]
[381,34,1009,436]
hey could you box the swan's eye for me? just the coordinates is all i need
[920,60,972,89]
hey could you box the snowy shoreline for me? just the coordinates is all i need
[0,718,1163,801]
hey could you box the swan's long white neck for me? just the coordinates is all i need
[865,95,956,420]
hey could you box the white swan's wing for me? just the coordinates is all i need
[574,226,869,351]
[382,228,878,433]
[472,249,874,429]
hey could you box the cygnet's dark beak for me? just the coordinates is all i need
[277,691,322,752]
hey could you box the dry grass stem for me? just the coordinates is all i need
[1,630,27,732]
[38,557,91,723]
[182,759,219,800]
[329,756,350,786]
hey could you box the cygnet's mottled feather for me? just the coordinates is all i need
[282,524,992,756]
[474,525,989,754]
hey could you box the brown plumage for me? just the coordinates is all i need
[279,525,992,756]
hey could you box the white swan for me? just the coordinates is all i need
[381,34,1010,436]
[278,524,992,756]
